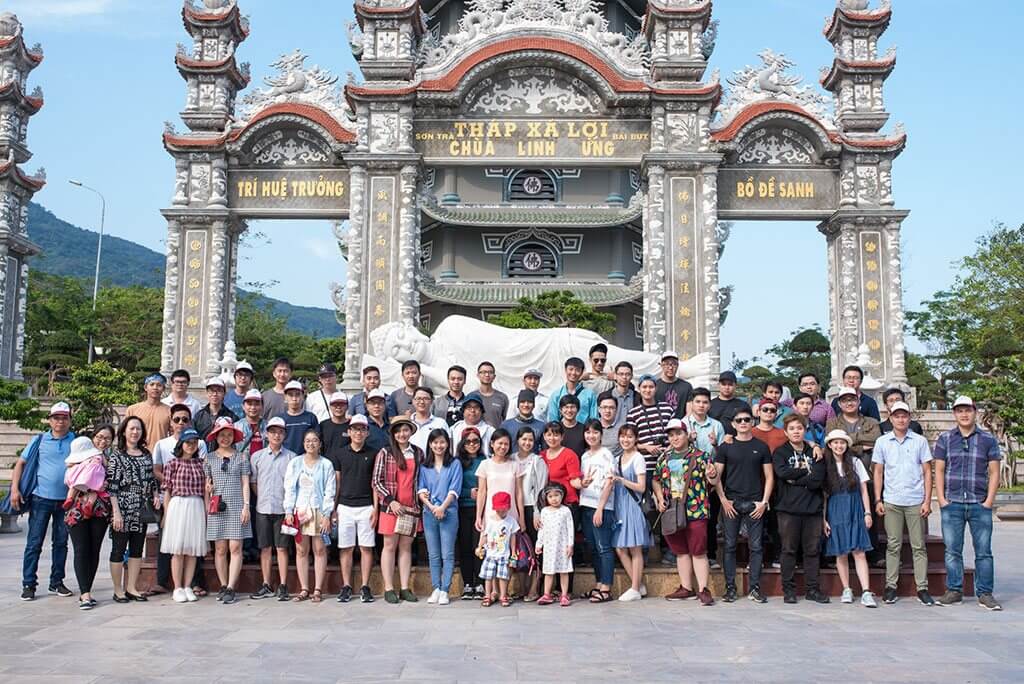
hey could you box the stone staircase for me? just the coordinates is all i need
[0,421,35,483]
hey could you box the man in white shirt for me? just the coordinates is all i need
[161,368,202,417]
[409,387,448,453]
[305,363,340,423]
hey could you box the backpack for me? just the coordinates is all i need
[510,529,537,574]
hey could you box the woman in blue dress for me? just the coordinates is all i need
[599,423,650,602]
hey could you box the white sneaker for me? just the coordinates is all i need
[618,588,642,602]
[639,583,648,598]
[172,588,187,604]
[841,588,853,604]
[438,591,450,606]
[427,588,440,604]
[183,587,198,602]
[861,591,878,608]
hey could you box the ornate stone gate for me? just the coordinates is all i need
[161,0,910,397]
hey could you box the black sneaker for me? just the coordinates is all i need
[473,585,485,600]
[783,591,798,604]
[461,585,475,600]
[748,587,768,604]
[883,587,899,604]
[222,588,236,605]
[276,585,290,602]
[216,586,227,602]
[360,585,374,603]
[917,590,936,606]
[250,583,273,600]
[338,585,353,603]
[806,589,831,604]
[722,585,737,603]
[20,586,35,601]
[48,583,73,597]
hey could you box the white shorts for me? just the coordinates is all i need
[337,504,375,548]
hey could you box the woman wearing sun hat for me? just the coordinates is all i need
[160,428,208,603]
[64,436,110,610]
[372,415,423,604]
[203,417,251,605]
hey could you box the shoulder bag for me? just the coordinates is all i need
[0,435,43,516]
[659,453,698,536]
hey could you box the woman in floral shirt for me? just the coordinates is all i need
[652,418,719,606]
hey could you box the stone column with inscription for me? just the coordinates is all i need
[642,0,722,372]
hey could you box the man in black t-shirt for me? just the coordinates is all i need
[320,392,351,463]
[709,371,752,438]
[654,351,693,419]
[558,394,587,456]
[714,407,774,603]
[329,415,378,604]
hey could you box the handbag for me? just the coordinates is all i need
[207,495,224,515]
[393,508,418,537]
[140,498,161,525]
[658,451,699,536]
[0,435,42,516]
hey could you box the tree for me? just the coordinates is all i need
[0,378,45,430]
[908,222,1024,398]
[22,273,92,395]
[55,362,139,432]
[763,326,832,392]
[487,291,616,337]
[93,285,164,374]
[968,356,1024,486]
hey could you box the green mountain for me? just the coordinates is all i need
[26,203,343,338]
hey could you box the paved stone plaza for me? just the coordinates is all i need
[1,512,1020,683]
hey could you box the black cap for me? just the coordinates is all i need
[517,389,536,404]
[718,371,738,383]
[318,363,337,376]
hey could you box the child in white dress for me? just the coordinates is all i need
[535,484,575,606]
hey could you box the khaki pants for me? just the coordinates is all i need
[884,502,928,591]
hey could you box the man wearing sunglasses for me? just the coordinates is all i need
[715,408,773,603]
[582,343,614,395]
[752,400,787,452]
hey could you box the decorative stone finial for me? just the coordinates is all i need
[0,12,21,39]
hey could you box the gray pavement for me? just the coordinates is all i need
[1,512,1021,683]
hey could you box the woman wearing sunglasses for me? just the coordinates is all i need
[203,417,251,605]
[455,426,486,599]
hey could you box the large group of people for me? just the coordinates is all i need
[8,350,1003,612]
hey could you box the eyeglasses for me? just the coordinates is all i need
[734,417,753,424]
[465,439,481,445]
[592,357,607,364]
[171,417,190,424]
[761,408,777,414]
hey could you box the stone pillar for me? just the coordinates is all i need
[0,241,36,380]
[342,166,367,385]
[820,209,910,393]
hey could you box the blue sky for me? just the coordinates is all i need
[12,0,1023,363]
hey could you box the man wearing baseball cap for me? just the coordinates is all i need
[933,396,1002,610]
[224,360,255,415]
[709,371,752,439]
[12,401,76,600]
[125,373,171,452]
[830,364,881,421]
[249,416,296,601]
[320,391,352,466]
[280,380,320,454]
[879,388,923,436]
[329,413,378,603]
[305,363,341,423]
[506,368,548,421]
[870,400,935,606]
[363,388,391,454]
[193,377,238,440]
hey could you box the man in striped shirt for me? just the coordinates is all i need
[625,374,675,479]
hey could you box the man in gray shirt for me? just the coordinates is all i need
[475,361,509,429]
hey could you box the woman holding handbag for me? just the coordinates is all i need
[106,416,158,603]
[283,429,335,603]
[652,418,719,606]
[203,417,251,605]
[372,415,423,604]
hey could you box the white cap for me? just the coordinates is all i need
[952,395,975,409]
[65,436,101,465]
[329,391,349,405]
[234,360,254,374]
[661,351,679,361]
[284,380,304,393]
[836,387,858,398]
[524,368,543,378]
[889,401,911,415]
[367,388,387,401]
[205,377,225,388]
[49,401,71,416]
[349,414,369,427]
[243,389,263,403]
[665,418,687,433]
[266,416,286,430]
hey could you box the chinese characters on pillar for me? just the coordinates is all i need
[860,232,887,379]
[368,177,397,324]
[669,177,699,360]
[179,231,206,377]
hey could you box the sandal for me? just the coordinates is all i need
[311,589,323,603]
[589,590,613,603]
[523,593,540,603]
[536,594,554,605]
[192,587,208,597]
[292,589,310,602]
[500,595,512,607]
[481,595,494,607]
[560,594,572,607]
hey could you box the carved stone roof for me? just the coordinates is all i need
[164,102,357,152]
[421,196,642,228]
[645,0,712,24]
[174,54,250,88]
[824,2,892,39]
[820,50,896,89]
[181,1,249,40]
[0,81,43,113]
[420,275,643,307]
[711,101,840,143]
[0,157,45,191]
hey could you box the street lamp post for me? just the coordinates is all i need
[68,180,106,364]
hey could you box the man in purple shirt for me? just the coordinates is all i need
[933,396,1001,611]
[782,372,834,426]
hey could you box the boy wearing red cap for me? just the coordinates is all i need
[477,491,519,607]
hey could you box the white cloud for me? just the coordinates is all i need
[304,237,339,261]
[4,0,117,20]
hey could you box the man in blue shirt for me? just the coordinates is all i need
[830,365,881,421]
[11,402,76,601]
[500,390,546,452]
[279,380,320,454]
[548,357,597,423]
[933,395,1002,611]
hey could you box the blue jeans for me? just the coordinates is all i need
[22,497,68,589]
[941,502,994,595]
[422,509,459,592]
[581,506,616,586]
